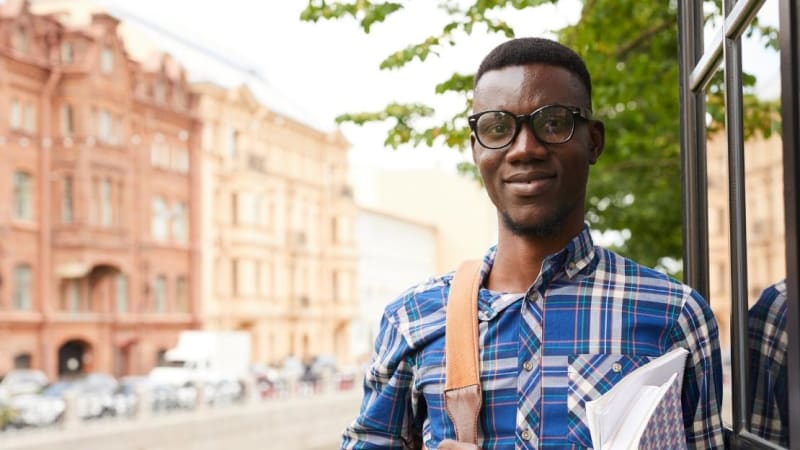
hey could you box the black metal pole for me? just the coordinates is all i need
[678,0,710,300]
[779,1,800,449]
[722,0,751,440]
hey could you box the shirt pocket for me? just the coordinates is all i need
[566,353,653,448]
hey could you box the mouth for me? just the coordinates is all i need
[503,172,556,196]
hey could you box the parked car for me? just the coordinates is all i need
[119,376,191,413]
[11,372,124,427]
[9,380,70,427]
[0,369,48,397]
[0,369,49,428]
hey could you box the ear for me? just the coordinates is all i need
[470,134,478,163]
[588,120,605,164]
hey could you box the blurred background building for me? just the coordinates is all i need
[194,82,357,366]
[707,132,785,352]
[351,167,498,362]
[0,1,200,380]
[0,0,498,381]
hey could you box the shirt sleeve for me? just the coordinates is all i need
[672,289,725,449]
[341,309,423,449]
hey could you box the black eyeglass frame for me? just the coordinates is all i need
[468,104,594,149]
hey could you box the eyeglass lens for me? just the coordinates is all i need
[475,105,575,148]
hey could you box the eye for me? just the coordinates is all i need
[478,113,514,136]
[483,122,510,136]
[541,117,567,133]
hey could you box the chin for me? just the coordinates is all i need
[501,211,562,238]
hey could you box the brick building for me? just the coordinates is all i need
[0,0,200,379]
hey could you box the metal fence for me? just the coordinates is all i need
[677,0,798,448]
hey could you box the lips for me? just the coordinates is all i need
[503,171,556,196]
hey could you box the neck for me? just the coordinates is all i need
[486,219,584,293]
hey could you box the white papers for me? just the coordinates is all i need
[585,348,689,450]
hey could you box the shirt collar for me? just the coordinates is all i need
[474,224,597,319]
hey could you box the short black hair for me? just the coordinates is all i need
[475,37,592,100]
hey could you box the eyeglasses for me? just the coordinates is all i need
[468,104,593,149]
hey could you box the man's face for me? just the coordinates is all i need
[471,63,604,238]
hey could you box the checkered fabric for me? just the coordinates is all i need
[639,375,688,449]
[341,226,724,449]
[566,354,653,447]
[748,280,788,447]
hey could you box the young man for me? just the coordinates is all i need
[342,37,724,449]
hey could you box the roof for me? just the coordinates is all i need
[26,0,336,133]
[105,4,335,133]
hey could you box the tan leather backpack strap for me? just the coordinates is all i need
[443,260,483,445]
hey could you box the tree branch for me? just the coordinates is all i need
[615,18,677,60]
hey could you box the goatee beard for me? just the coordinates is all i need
[501,211,562,238]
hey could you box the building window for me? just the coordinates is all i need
[150,141,169,168]
[99,179,113,227]
[173,148,189,173]
[13,353,32,369]
[153,80,166,104]
[61,42,73,64]
[100,46,114,74]
[226,128,238,158]
[172,202,187,242]
[259,194,269,226]
[62,176,74,224]
[237,192,258,225]
[13,171,33,221]
[13,264,32,310]
[9,99,21,130]
[23,103,35,133]
[65,279,80,312]
[151,196,169,240]
[61,104,74,137]
[116,274,128,313]
[13,27,27,53]
[98,110,111,142]
[231,192,238,225]
[232,259,239,295]
[175,276,188,313]
[154,275,166,312]
[332,271,339,303]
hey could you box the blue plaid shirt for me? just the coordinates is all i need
[342,226,724,449]
[748,280,788,446]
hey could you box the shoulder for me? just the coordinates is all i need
[594,247,703,308]
[749,279,788,340]
[752,280,788,316]
[381,273,454,348]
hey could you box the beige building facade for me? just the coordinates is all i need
[707,132,785,350]
[195,83,358,367]
[352,166,498,275]
[0,1,200,379]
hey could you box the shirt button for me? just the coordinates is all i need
[568,261,577,270]
[523,360,534,371]
[521,429,532,441]
[612,362,623,373]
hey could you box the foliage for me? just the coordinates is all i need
[301,0,779,270]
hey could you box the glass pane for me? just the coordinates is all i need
[705,1,788,446]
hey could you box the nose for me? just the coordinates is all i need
[505,123,548,163]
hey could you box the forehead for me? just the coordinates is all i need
[473,64,588,113]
